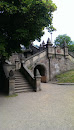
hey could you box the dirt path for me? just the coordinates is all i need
[0,83,74,130]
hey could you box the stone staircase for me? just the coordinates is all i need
[14,70,33,93]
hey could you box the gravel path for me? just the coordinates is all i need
[0,83,74,130]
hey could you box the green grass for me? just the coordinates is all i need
[56,70,74,83]
[6,93,18,97]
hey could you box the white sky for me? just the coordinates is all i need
[34,0,74,45]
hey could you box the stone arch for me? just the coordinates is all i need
[34,63,47,83]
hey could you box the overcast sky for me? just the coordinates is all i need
[34,0,74,45]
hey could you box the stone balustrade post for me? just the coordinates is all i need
[15,59,21,70]
[42,41,45,50]
[9,70,15,95]
[39,44,42,51]
[54,46,56,58]
[64,41,68,58]
[35,69,41,92]
[47,38,53,58]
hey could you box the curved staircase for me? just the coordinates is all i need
[14,70,33,93]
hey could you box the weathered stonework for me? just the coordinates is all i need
[22,42,74,81]
[34,69,41,91]
[2,39,74,95]
[3,63,15,77]
[9,77,15,95]
[50,56,74,80]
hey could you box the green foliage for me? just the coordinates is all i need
[7,93,18,97]
[54,34,72,47]
[47,24,56,33]
[68,44,74,52]
[0,44,8,57]
[0,34,8,57]
[54,34,74,52]
[0,0,57,58]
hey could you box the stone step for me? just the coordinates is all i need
[14,72,22,74]
[15,76,27,82]
[15,83,30,87]
[15,78,26,81]
[15,80,29,83]
[15,76,25,78]
[15,82,28,84]
[14,70,32,93]
[15,87,31,90]
[15,78,27,81]
[15,85,30,88]
[14,89,32,93]
[14,73,24,76]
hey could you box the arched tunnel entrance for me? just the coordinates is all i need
[34,64,47,83]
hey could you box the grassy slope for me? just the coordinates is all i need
[56,70,74,83]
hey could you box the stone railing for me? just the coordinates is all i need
[69,51,74,58]
[47,45,68,58]
[22,41,69,69]
[47,38,68,58]
[23,50,47,68]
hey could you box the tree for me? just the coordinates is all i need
[0,0,57,59]
[54,34,72,47]
[54,34,74,52]
[68,42,74,52]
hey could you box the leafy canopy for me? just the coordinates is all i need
[54,34,74,52]
[0,0,57,58]
[68,42,74,52]
[54,34,72,47]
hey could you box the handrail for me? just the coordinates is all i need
[24,49,46,62]
[23,64,34,78]
[68,51,74,58]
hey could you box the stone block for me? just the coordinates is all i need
[9,78,15,95]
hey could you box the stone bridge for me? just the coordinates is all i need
[9,38,74,83]
[2,38,74,95]
[21,38,74,82]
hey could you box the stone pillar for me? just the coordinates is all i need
[46,38,53,81]
[64,41,68,58]
[49,58,51,81]
[54,46,56,58]
[15,59,21,70]
[42,41,45,50]
[39,44,42,51]
[9,77,15,95]
[9,70,15,95]
[47,38,53,58]
[35,69,41,92]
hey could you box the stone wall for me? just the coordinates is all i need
[50,56,74,80]
[7,40,74,82]
[3,64,15,78]
[9,53,21,64]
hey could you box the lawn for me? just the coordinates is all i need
[56,70,74,83]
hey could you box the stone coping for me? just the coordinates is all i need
[23,65,34,79]
[69,51,74,58]
[50,81,74,85]
[24,49,46,61]
[57,83,74,85]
